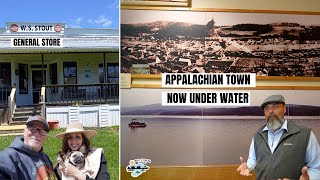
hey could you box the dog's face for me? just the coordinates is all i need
[68,151,85,167]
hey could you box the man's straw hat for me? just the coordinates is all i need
[56,122,97,140]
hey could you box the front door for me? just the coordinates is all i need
[32,70,46,104]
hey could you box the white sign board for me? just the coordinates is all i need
[162,91,251,106]
[11,38,63,48]
[6,22,65,33]
[162,73,256,88]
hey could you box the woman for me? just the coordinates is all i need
[55,122,110,180]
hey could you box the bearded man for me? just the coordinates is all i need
[237,94,320,180]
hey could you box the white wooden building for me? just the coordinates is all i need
[0,22,119,127]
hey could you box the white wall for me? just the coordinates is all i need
[46,104,120,128]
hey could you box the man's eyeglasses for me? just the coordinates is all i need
[27,126,48,136]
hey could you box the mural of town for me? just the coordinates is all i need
[121,10,320,76]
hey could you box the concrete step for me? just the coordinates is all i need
[0,125,25,135]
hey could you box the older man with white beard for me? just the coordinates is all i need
[0,115,57,180]
[237,94,320,180]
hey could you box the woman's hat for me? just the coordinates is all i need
[56,122,97,140]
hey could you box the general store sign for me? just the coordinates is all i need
[10,38,63,48]
[6,22,65,33]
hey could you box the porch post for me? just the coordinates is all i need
[103,53,107,103]
[103,53,107,83]
[41,53,45,85]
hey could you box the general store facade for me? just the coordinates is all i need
[0,22,119,127]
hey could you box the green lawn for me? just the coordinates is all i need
[0,126,119,180]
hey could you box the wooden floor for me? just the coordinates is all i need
[121,165,256,180]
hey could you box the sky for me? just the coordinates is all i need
[0,0,119,29]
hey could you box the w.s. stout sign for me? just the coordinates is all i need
[11,38,63,48]
[6,22,65,33]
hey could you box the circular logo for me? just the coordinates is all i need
[54,24,62,32]
[10,24,19,32]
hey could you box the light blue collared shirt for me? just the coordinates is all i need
[247,120,320,179]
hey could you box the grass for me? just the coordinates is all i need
[0,126,119,180]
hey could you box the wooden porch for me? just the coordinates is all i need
[43,83,119,105]
[0,87,10,107]
[0,83,119,125]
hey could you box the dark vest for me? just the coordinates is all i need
[254,121,310,180]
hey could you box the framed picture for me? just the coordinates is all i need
[121,0,191,8]
[121,9,320,89]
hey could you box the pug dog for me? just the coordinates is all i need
[57,146,94,180]
[67,151,86,169]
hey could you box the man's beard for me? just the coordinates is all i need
[266,114,284,131]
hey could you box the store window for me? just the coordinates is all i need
[99,63,119,83]
[63,62,77,84]
[50,63,58,85]
[0,63,11,102]
[0,63,11,88]
[19,64,28,94]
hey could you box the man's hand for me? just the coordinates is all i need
[237,157,252,176]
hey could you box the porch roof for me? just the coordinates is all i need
[0,28,119,53]
[0,28,118,37]
[0,47,118,54]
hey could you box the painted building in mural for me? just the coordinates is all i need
[0,22,119,127]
